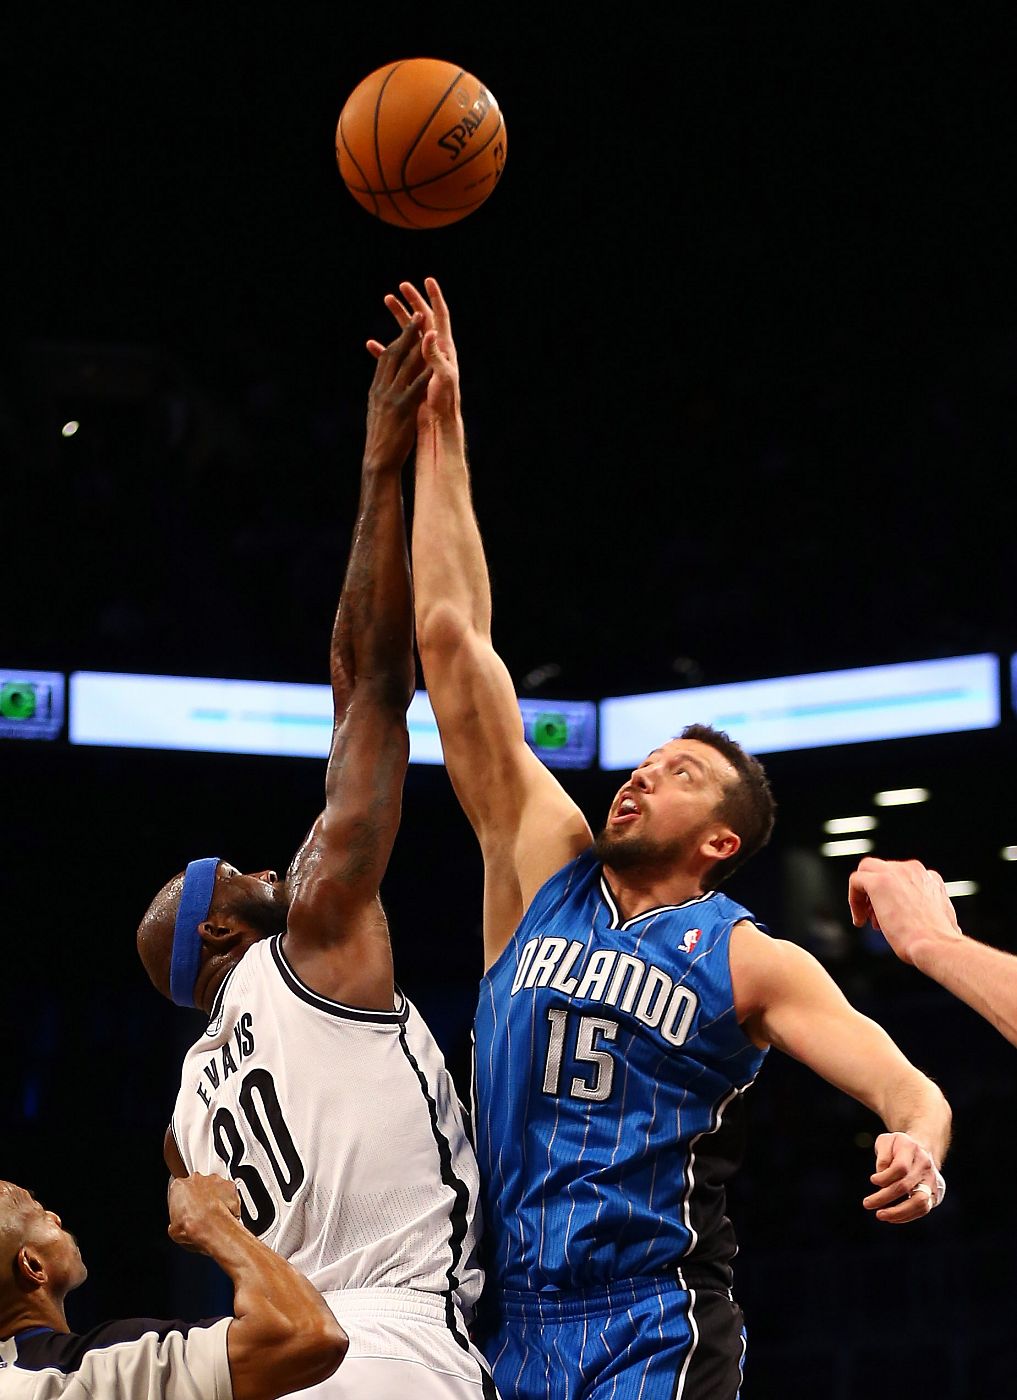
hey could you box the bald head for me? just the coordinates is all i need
[137,862,289,1010]
[0,1180,33,1280]
[0,1182,86,1331]
[136,871,188,1000]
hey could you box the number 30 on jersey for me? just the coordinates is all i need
[212,1068,305,1234]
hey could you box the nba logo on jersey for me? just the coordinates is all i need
[681,927,702,953]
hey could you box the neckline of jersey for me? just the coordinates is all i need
[206,961,239,1027]
[271,935,408,1024]
[599,872,717,931]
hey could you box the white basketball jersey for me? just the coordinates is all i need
[171,935,484,1325]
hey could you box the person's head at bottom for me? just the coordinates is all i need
[0,1173,346,1400]
[0,1182,87,1332]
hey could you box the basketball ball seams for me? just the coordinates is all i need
[371,60,404,192]
[398,69,466,191]
[401,114,505,207]
[343,111,503,207]
[373,62,420,227]
[336,57,505,228]
[336,117,380,219]
[386,194,424,229]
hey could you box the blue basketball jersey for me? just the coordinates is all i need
[473,848,767,1295]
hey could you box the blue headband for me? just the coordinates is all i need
[170,858,222,1008]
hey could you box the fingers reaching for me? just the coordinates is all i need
[846,856,964,955]
[386,292,415,327]
[424,276,452,337]
[367,278,455,369]
[847,871,877,929]
[367,311,422,376]
[367,289,425,360]
[365,291,418,358]
[398,281,433,324]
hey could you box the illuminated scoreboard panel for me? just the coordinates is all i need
[599,654,1001,768]
[4,657,1003,766]
[519,699,597,769]
[68,672,597,770]
[0,669,65,740]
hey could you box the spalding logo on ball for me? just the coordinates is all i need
[336,58,506,229]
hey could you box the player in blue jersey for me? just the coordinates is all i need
[373,279,952,1400]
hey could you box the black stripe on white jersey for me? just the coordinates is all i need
[203,963,239,1036]
[599,872,717,931]
[269,936,408,1023]
[396,1023,497,1400]
[465,1025,478,1152]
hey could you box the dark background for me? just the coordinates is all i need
[3,7,1016,1396]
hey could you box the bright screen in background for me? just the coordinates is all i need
[598,654,1001,769]
[518,698,598,769]
[68,672,597,770]
[0,669,65,740]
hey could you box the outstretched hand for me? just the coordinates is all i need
[848,857,963,965]
[367,277,460,429]
[862,1131,946,1224]
[363,310,432,471]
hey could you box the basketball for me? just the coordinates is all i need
[336,58,507,229]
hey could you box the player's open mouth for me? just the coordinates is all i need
[611,795,641,825]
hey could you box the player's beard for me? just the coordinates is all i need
[591,823,688,874]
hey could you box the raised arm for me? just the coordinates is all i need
[283,315,428,1003]
[850,856,1017,1048]
[378,279,590,967]
[168,1174,346,1400]
[732,921,951,1224]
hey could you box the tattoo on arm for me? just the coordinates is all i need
[330,474,414,720]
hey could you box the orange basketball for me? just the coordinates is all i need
[336,58,507,229]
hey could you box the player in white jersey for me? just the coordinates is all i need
[135,312,498,1400]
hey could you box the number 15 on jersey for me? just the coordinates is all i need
[542,1009,620,1103]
